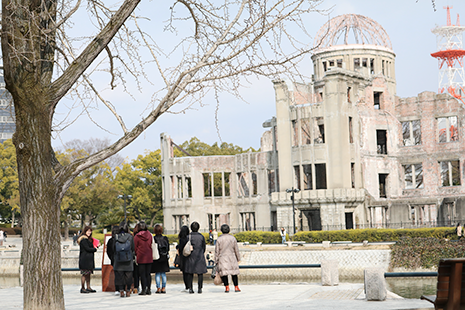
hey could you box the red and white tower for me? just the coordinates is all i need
[431,6,465,103]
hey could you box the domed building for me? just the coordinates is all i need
[161,14,465,234]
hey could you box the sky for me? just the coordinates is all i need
[50,0,465,162]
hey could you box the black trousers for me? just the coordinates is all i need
[221,275,238,286]
[115,270,133,291]
[133,262,140,290]
[186,273,203,289]
[138,263,152,291]
[182,272,189,289]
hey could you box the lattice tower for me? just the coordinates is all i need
[431,6,465,103]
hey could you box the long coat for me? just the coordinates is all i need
[178,237,188,272]
[184,232,207,274]
[78,235,97,271]
[134,230,153,264]
[215,233,240,277]
[113,232,135,272]
[152,234,170,273]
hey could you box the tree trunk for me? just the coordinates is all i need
[64,220,69,241]
[11,210,14,228]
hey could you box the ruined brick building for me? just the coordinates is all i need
[161,14,465,234]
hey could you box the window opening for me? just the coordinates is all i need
[170,176,176,199]
[347,87,352,103]
[315,164,327,189]
[382,60,385,75]
[323,61,327,72]
[370,58,375,74]
[319,92,324,101]
[301,119,311,145]
[185,177,192,198]
[351,163,355,188]
[438,116,458,143]
[224,173,230,197]
[337,59,343,68]
[402,120,421,146]
[349,117,353,143]
[203,173,212,197]
[314,117,325,144]
[292,120,298,146]
[404,164,423,189]
[345,212,354,229]
[237,172,249,196]
[440,160,461,186]
[379,174,388,198]
[303,165,312,190]
[362,58,367,67]
[294,166,301,190]
[268,169,277,194]
[252,171,258,195]
[241,212,256,231]
[376,130,387,154]
[374,92,382,109]
[354,58,360,68]
[329,60,334,67]
[177,176,183,199]
[213,172,222,197]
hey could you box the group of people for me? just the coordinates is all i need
[177,222,241,293]
[78,221,170,297]
[78,221,241,295]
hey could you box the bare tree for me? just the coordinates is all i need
[1,0,326,309]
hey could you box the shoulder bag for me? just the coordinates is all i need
[152,235,160,260]
[183,235,193,256]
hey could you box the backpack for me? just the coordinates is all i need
[156,236,169,258]
[115,234,132,263]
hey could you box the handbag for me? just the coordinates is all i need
[211,265,217,279]
[213,273,222,285]
[152,235,160,260]
[174,253,180,267]
[183,235,193,256]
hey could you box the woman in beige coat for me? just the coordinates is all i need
[214,224,241,293]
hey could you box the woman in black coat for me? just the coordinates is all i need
[113,222,135,298]
[152,224,170,293]
[184,221,207,294]
[177,225,190,291]
[78,226,98,294]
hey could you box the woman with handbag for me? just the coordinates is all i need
[134,221,153,295]
[177,225,190,292]
[184,221,207,294]
[78,226,98,294]
[215,224,241,293]
[152,224,170,293]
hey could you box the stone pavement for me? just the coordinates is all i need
[0,283,434,310]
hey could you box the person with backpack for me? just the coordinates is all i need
[113,221,135,298]
[152,224,170,293]
[134,221,153,296]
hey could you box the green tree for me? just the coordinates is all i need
[0,139,19,226]
[174,137,256,157]
[113,150,162,227]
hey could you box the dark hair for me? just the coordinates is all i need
[220,224,230,234]
[111,226,120,238]
[119,221,129,233]
[154,224,163,235]
[139,221,148,231]
[133,223,141,235]
[81,226,93,242]
[178,225,190,240]
[190,221,200,232]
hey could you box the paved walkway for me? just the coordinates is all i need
[0,283,434,310]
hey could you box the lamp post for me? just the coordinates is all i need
[117,194,132,223]
[286,187,300,234]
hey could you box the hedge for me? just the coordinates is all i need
[390,237,465,269]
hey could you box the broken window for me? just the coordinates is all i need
[349,117,353,143]
[177,176,183,198]
[301,119,311,145]
[203,173,212,197]
[351,163,355,188]
[241,212,256,231]
[402,120,421,146]
[370,58,375,74]
[319,92,324,101]
[337,59,343,68]
[382,60,385,75]
[323,61,327,72]
[252,171,258,195]
[376,130,387,154]
[329,60,334,67]
[237,172,249,196]
[362,58,368,67]
[438,116,458,143]
[347,87,352,103]
[440,160,461,187]
[294,166,301,190]
[303,165,312,190]
[173,214,190,232]
[224,172,230,197]
[354,58,360,68]
[170,176,176,199]
[213,172,222,197]
[315,164,327,189]
[374,92,382,109]
[314,117,325,144]
[379,174,388,198]
[292,120,298,146]
[404,164,423,189]
[185,177,192,198]
[268,169,277,194]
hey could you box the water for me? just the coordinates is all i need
[0,275,437,299]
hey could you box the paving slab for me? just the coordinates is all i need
[0,283,434,310]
